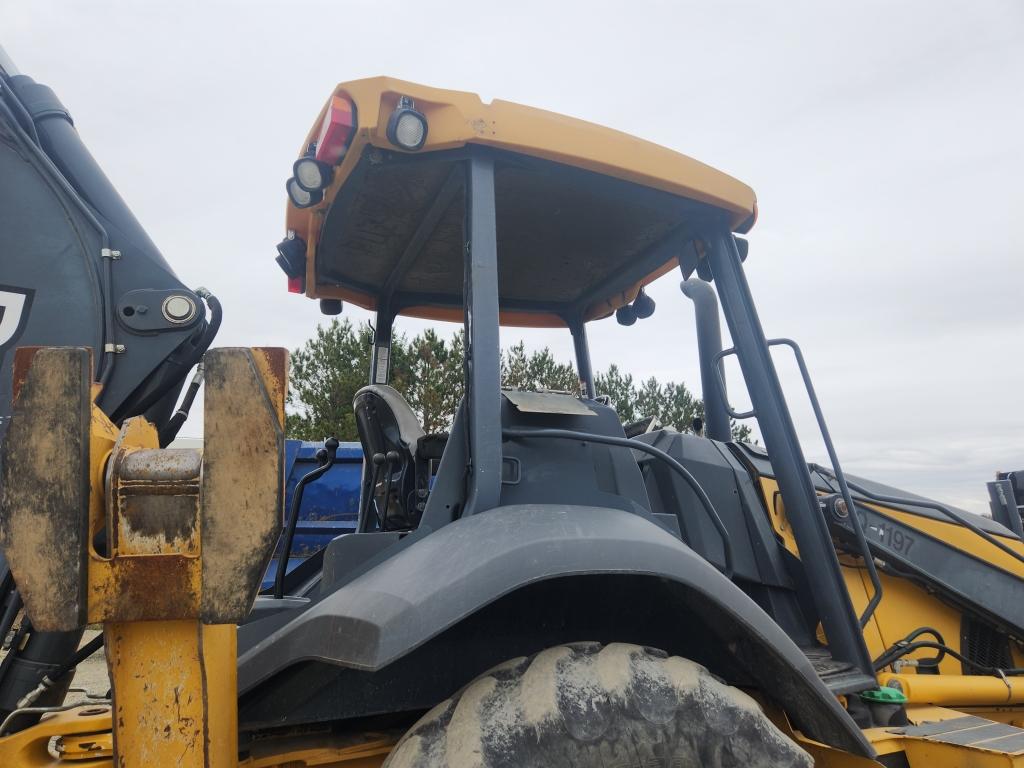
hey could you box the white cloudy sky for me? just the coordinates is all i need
[4,1,1022,513]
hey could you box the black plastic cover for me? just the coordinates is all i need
[237,504,872,756]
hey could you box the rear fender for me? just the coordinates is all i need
[238,504,871,757]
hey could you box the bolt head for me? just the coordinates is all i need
[833,497,849,518]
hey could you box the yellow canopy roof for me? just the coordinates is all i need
[287,77,756,327]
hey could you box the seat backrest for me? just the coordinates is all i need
[353,385,424,458]
[352,385,425,530]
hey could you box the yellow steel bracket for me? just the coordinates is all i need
[0,347,287,767]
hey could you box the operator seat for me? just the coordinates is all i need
[353,385,424,530]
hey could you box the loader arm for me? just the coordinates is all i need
[0,43,222,720]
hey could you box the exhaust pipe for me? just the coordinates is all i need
[681,277,731,442]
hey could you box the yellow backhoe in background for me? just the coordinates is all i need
[2,45,1024,768]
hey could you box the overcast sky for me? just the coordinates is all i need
[4,1,1022,513]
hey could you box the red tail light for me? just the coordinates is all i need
[315,96,356,166]
[287,275,305,294]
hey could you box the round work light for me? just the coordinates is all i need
[286,177,323,209]
[386,97,428,151]
[293,156,334,192]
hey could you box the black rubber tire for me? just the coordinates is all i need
[383,642,813,767]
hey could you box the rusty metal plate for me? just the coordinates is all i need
[11,346,41,401]
[0,347,90,631]
[501,389,595,415]
[109,448,201,556]
[88,443,203,622]
[200,348,286,624]
[89,556,200,622]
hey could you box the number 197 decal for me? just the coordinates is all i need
[858,510,915,556]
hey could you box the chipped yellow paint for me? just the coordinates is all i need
[57,726,114,760]
[108,621,203,765]
[758,477,800,556]
[94,351,285,766]
[0,705,115,767]
[96,414,230,767]
[86,418,205,625]
[0,347,290,767]
[87,414,167,623]
[0,703,393,768]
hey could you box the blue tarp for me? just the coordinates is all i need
[261,439,363,589]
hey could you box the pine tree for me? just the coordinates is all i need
[286,321,751,442]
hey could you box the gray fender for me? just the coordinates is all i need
[238,504,871,756]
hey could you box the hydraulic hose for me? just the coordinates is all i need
[872,627,946,672]
[155,288,222,447]
[273,438,339,599]
[178,288,223,378]
[0,590,22,652]
[158,363,203,447]
[875,639,1024,677]
[192,288,223,354]
[13,633,104,711]
[49,633,103,682]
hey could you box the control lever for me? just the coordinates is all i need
[273,437,339,599]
